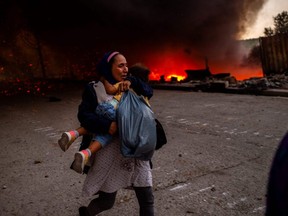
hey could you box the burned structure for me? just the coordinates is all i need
[184,58,211,82]
[184,68,212,81]
[183,58,231,82]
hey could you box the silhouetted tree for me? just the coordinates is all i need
[264,27,274,37]
[264,11,288,36]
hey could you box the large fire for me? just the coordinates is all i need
[149,66,263,82]
[144,50,263,82]
[144,49,200,82]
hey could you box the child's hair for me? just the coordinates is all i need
[129,63,150,83]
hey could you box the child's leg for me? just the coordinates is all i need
[89,140,103,153]
[76,127,88,136]
[72,140,102,174]
[72,134,112,174]
[58,127,89,152]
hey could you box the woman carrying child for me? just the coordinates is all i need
[61,51,155,216]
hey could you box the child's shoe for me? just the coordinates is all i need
[58,131,78,152]
[72,149,91,174]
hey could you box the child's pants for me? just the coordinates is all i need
[92,101,117,147]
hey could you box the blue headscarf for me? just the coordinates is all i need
[97,51,120,84]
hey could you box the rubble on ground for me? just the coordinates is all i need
[183,74,288,91]
[238,74,288,90]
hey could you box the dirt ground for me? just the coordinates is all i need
[0,85,288,216]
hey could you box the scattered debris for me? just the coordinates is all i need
[34,160,42,164]
[151,73,288,97]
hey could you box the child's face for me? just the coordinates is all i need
[111,54,128,82]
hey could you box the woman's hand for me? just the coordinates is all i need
[108,121,118,135]
[118,80,131,92]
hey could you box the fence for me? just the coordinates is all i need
[259,33,288,76]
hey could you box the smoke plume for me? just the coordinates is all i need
[6,0,269,79]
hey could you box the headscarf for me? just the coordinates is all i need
[96,51,120,84]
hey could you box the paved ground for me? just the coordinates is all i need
[0,86,288,216]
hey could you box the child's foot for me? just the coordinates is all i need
[72,149,91,174]
[58,131,78,152]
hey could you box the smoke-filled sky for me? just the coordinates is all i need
[2,0,277,80]
[242,0,288,39]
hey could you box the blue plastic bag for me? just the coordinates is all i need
[117,90,156,160]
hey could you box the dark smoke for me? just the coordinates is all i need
[20,1,267,44]
[2,0,268,78]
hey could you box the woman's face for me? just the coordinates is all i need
[111,54,128,82]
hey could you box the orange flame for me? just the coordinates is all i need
[143,49,263,81]
[166,74,186,81]
[144,49,199,82]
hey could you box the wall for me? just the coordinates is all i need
[259,34,288,76]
